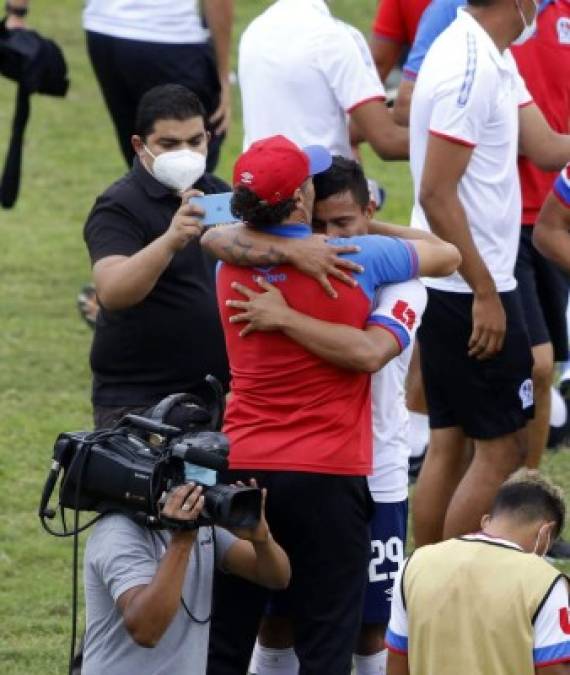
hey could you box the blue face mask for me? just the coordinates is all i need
[512,0,538,46]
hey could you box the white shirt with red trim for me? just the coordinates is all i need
[387,534,570,668]
[238,0,386,156]
[409,8,532,293]
[83,0,209,44]
[368,280,428,502]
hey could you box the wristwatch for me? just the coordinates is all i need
[5,2,29,17]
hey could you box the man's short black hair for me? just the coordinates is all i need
[135,84,207,140]
[491,469,566,538]
[313,156,370,208]
[231,187,297,229]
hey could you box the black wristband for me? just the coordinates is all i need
[5,2,28,17]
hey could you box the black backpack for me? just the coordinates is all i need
[0,19,69,208]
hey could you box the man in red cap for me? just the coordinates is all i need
[205,135,460,675]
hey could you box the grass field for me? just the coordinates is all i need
[1,1,569,673]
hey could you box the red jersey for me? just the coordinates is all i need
[511,0,570,224]
[217,226,418,476]
[372,0,431,46]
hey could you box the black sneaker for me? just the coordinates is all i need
[547,537,570,561]
[408,446,427,484]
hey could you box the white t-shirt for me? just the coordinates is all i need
[369,279,428,502]
[238,0,385,155]
[409,9,532,293]
[387,534,570,668]
[83,1,210,44]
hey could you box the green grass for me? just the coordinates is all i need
[0,1,568,673]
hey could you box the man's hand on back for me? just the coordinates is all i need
[287,234,363,299]
[226,277,291,337]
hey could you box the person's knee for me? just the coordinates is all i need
[476,429,529,474]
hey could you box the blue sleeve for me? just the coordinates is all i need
[403,0,464,80]
[553,168,570,208]
[331,235,419,303]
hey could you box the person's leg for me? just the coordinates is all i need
[207,469,273,675]
[85,31,138,165]
[412,427,467,546]
[250,616,299,675]
[526,342,554,468]
[355,500,408,674]
[285,474,371,675]
[443,427,528,538]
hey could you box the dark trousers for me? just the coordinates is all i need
[207,470,373,675]
[85,31,224,172]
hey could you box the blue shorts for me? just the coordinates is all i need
[362,499,408,625]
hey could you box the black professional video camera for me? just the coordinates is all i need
[39,376,261,532]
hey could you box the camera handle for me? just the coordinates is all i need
[120,414,182,438]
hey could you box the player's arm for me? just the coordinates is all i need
[203,0,234,135]
[370,0,404,81]
[226,277,401,372]
[367,219,441,243]
[519,104,570,172]
[533,193,570,273]
[350,100,410,160]
[393,79,415,127]
[201,224,363,298]
[420,133,504,359]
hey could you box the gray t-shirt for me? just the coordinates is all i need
[82,514,236,675]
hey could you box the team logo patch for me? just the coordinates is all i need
[391,300,416,330]
[557,17,570,44]
[559,608,570,634]
[519,378,534,410]
[240,171,254,185]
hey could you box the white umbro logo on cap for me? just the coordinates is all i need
[240,171,254,184]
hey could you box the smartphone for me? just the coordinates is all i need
[190,192,238,227]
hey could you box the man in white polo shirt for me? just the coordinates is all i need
[82,0,233,171]
[410,0,570,547]
[238,0,408,159]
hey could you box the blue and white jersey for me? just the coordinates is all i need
[368,280,427,501]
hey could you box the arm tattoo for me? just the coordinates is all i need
[203,227,290,267]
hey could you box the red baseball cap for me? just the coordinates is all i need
[233,135,332,205]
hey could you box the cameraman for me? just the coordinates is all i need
[82,482,290,675]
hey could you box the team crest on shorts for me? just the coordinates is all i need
[519,378,534,410]
[557,17,570,44]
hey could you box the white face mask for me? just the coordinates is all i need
[512,0,538,46]
[533,524,552,558]
[144,146,206,192]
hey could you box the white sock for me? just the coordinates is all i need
[408,411,430,458]
[551,386,567,427]
[354,650,388,675]
[249,642,299,675]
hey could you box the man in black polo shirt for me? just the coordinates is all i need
[84,84,229,429]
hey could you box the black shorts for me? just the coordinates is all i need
[208,470,373,675]
[418,289,534,439]
[515,226,569,361]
